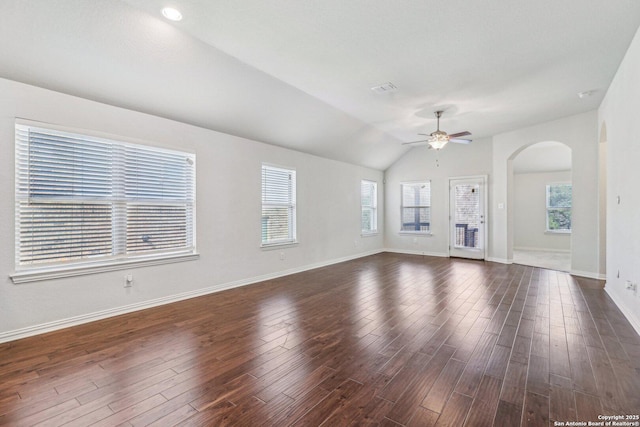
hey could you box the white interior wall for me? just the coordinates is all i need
[513,171,572,251]
[383,139,493,256]
[384,112,598,275]
[512,143,572,173]
[490,111,600,278]
[0,78,384,341]
[599,25,640,334]
[1,66,629,341]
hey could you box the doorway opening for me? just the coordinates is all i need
[511,141,572,271]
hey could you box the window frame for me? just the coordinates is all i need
[545,182,572,234]
[11,120,198,284]
[261,163,297,248]
[400,180,432,235]
[360,180,378,235]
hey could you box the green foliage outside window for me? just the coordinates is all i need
[546,184,572,231]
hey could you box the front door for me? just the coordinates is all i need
[449,176,486,260]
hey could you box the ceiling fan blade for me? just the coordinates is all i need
[448,131,471,138]
[402,139,429,145]
[450,138,472,144]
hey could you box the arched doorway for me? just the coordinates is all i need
[509,141,572,271]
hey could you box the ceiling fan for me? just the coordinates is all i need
[403,110,472,150]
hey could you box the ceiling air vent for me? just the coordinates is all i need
[371,82,397,94]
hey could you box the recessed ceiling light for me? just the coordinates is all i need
[577,90,594,99]
[162,7,183,21]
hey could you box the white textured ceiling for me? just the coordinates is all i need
[1,1,640,169]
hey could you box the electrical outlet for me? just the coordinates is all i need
[279,252,285,261]
[124,274,133,288]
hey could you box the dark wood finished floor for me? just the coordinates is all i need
[1,253,639,426]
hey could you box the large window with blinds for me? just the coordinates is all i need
[401,181,431,233]
[361,180,377,234]
[14,123,196,273]
[261,164,296,246]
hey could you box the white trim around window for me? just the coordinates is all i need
[400,181,431,234]
[360,180,378,235]
[545,182,572,233]
[261,163,297,247]
[12,120,197,283]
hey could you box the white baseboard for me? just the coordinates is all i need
[570,270,605,280]
[605,285,640,337]
[485,257,512,264]
[383,248,448,258]
[2,248,608,344]
[0,249,384,344]
[386,250,514,265]
[513,246,571,253]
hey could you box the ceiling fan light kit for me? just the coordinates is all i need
[403,110,472,150]
[428,131,449,150]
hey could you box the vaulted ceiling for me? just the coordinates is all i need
[2,0,639,169]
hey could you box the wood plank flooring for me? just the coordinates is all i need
[1,253,639,426]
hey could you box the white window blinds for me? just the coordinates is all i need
[361,180,377,233]
[261,165,296,246]
[15,123,195,269]
[401,181,431,232]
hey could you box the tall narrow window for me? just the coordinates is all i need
[401,181,431,233]
[261,164,296,246]
[14,123,195,272]
[361,180,378,234]
[546,183,572,232]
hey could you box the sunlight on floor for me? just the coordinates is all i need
[513,249,571,272]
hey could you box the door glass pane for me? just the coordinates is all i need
[454,184,480,248]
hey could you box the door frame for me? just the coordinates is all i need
[448,175,488,260]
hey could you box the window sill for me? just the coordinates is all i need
[399,231,433,236]
[10,252,200,284]
[545,230,571,235]
[260,241,299,250]
[361,231,379,237]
